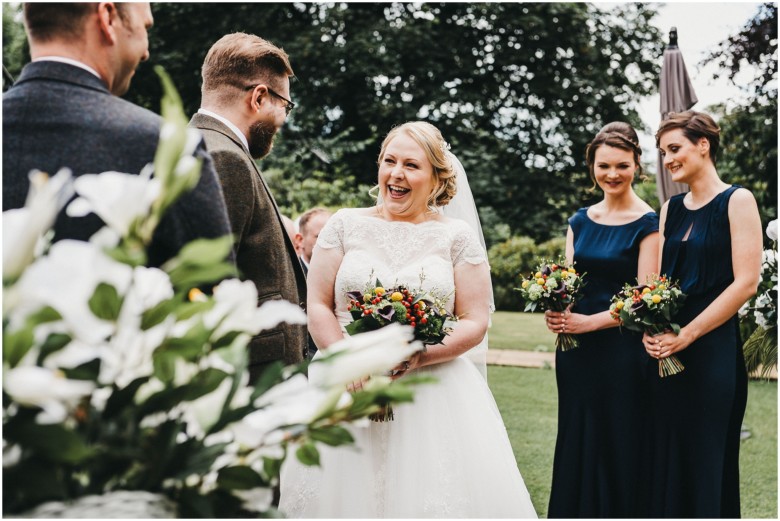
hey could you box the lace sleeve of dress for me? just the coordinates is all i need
[315,209,345,254]
[451,220,487,267]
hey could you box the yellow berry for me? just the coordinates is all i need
[521,280,529,289]
[568,267,576,273]
[616,301,624,310]
[652,295,662,304]
[642,287,651,294]
[374,287,386,296]
[536,278,545,285]
[535,272,542,278]
[390,291,404,301]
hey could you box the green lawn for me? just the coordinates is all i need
[488,366,778,519]
[489,311,556,351]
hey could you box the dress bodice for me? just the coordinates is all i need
[662,186,739,299]
[569,208,659,316]
[316,208,487,321]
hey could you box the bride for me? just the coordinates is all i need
[278,121,537,518]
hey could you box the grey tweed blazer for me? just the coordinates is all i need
[189,113,307,377]
[2,61,232,267]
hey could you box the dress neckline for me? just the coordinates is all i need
[358,210,446,227]
[583,208,654,228]
[681,185,735,212]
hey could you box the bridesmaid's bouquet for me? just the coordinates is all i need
[609,274,687,377]
[516,259,585,351]
[345,274,456,421]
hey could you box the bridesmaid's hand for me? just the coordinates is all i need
[642,329,694,359]
[545,309,590,334]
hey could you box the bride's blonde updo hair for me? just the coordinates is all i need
[377,121,457,208]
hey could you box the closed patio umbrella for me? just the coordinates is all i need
[657,27,698,204]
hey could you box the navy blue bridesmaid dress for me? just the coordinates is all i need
[647,186,748,517]
[548,208,658,518]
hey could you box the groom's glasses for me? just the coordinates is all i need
[245,84,295,116]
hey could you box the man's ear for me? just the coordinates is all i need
[96,2,121,44]
[250,85,268,112]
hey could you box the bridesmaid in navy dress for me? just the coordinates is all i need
[546,122,659,517]
[644,111,762,517]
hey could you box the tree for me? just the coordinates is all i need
[3,3,665,242]
[703,3,778,229]
[120,2,664,242]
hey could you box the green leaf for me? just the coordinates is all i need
[174,300,216,321]
[295,443,320,467]
[88,282,123,321]
[263,456,285,481]
[217,465,267,490]
[344,316,381,336]
[27,305,62,326]
[308,425,354,446]
[167,263,239,291]
[140,297,178,330]
[10,422,93,464]
[37,333,72,364]
[3,326,34,367]
[104,377,149,418]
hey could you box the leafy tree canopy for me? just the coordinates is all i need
[121,2,663,243]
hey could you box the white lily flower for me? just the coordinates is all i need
[184,377,233,434]
[3,440,22,468]
[66,167,161,238]
[3,365,94,424]
[99,321,169,388]
[205,279,306,338]
[42,338,101,371]
[3,168,74,280]
[766,219,777,241]
[231,375,327,447]
[312,324,422,388]
[117,265,174,332]
[10,240,132,345]
[233,487,274,513]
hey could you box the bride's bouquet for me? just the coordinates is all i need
[516,259,585,351]
[345,273,455,421]
[609,274,687,377]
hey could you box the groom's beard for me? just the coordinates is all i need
[248,120,278,159]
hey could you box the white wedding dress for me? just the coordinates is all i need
[279,208,537,518]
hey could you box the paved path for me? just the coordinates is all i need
[486,349,777,380]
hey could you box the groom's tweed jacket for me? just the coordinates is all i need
[2,61,232,267]
[189,113,307,378]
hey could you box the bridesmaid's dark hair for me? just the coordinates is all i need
[655,111,721,163]
[585,122,644,189]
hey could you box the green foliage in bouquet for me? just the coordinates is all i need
[609,274,687,377]
[345,275,456,346]
[2,68,427,518]
[741,219,778,379]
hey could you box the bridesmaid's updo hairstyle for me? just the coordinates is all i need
[377,121,457,208]
[655,111,721,164]
[585,121,644,189]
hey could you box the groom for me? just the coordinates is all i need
[190,33,307,380]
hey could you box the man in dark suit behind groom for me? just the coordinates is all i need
[2,3,232,267]
[190,33,307,380]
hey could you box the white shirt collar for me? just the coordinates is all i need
[197,108,249,152]
[33,56,101,80]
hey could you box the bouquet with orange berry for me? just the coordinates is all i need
[609,274,687,377]
[516,259,585,351]
[345,277,456,346]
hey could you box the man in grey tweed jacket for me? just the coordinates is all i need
[2,3,232,268]
[190,33,307,380]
